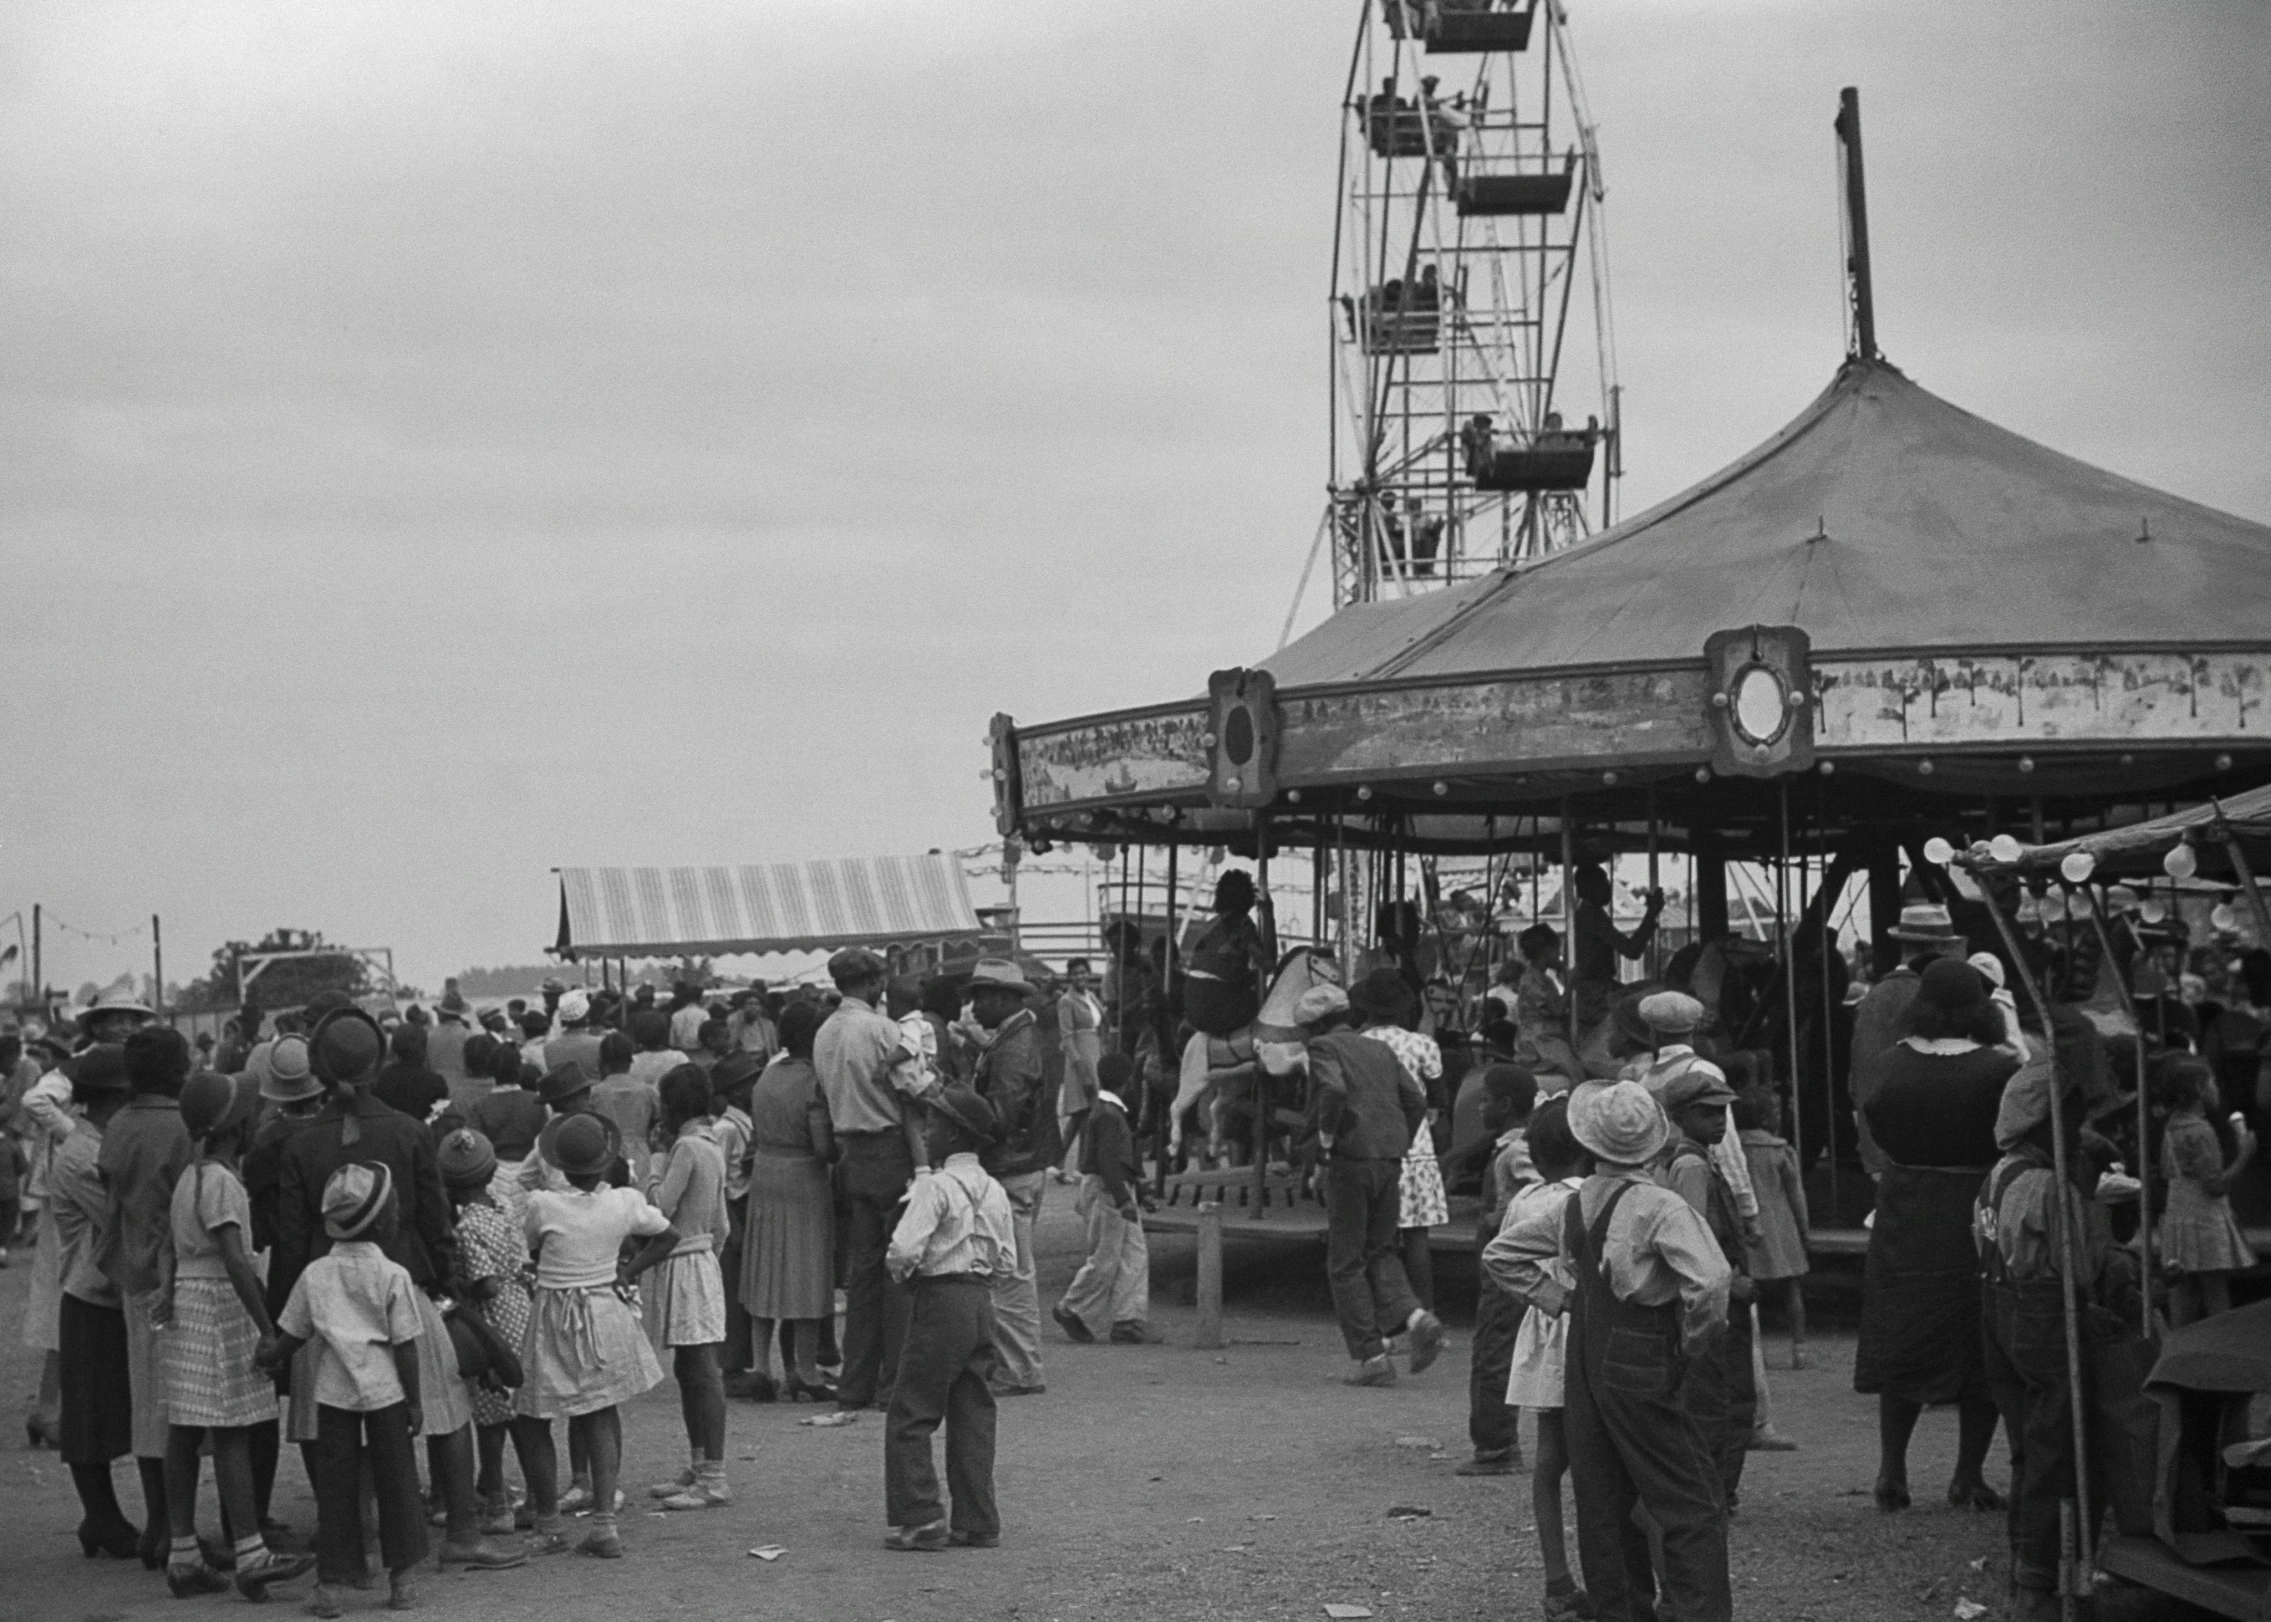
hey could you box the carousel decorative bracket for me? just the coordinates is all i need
[1205,668,1280,809]
[1704,624,1816,777]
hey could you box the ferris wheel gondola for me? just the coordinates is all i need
[1314,0,1622,612]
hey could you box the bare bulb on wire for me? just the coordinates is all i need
[1923,837,1955,866]
[2059,850,2097,885]
[2164,842,2198,881]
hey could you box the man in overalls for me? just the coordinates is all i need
[1656,1062,1757,1513]
[1974,1059,2154,1622]
[1496,1079,1734,1622]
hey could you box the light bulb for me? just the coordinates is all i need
[2068,890,2096,918]
[2140,900,2167,924]
[1989,834,2023,863]
[2059,850,2097,885]
[2211,903,2238,933]
[1923,837,1955,866]
[2164,842,2198,881]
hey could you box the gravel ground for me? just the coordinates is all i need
[0,1195,2211,1622]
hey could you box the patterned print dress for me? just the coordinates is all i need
[1364,1026,1450,1230]
[161,1161,277,1429]
[454,1197,534,1429]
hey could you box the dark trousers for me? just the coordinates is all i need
[720,1218,752,1374]
[837,1132,914,1408]
[1566,1317,1730,1622]
[1982,1283,2156,1593]
[311,1403,427,1582]
[1469,1270,1525,1458]
[1323,1157,1421,1360]
[884,1277,1000,1537]
[1682,1293,1756,1507]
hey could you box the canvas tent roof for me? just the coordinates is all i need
[1265,357,2271,689]
[554,856,981,959]
[1984,781,2271,882]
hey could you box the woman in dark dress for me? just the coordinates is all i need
[738,1004,836,1402]
[1182,870,1270,1037]
[1856,957,2017,1513]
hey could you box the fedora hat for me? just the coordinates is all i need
[437,1127,498,1189]
[1887,902,1962,944]
[537,1061,596,1108]
[71,1043,132,1098]
[260,1035,320,1102]
[181,1069,258,1140]
[1347,967,1419,1025]
[964,958,1034,998]
[538,1111,620,1179]
[1567,1079,1670,1166]
[309,1007,386,1085]
[924,1084,1000,1149]
[711,1051,766,1092]
[322,1161,395,1241]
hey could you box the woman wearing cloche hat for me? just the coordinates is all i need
[1484,1079,1736,1622]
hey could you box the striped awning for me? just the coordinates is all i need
[554,856,982,958]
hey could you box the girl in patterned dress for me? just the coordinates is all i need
[439,1129,565,1551]
[642,1068,732,1511]
[2154,1056,2259,1325]
[1352,970,1451,1314]
[153,1072,314,1599]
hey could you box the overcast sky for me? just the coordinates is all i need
[5,0,2266,993]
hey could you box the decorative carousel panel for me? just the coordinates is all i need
[1278,667,1711,780]
[1812,650,2271,751]
[1014,705,1211,811]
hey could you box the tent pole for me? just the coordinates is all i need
[1157,832,1179,1200]
[2076,885,2154,1339]
[1255,813,1276,1214]
[1646,791,1661,982]
[1779,783,1805,1186]
[1560,803,1577,1051]
[1972,877,2095,1597]
[2211,801,2271,949]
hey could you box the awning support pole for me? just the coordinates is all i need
[1779,782,1806,1194]
[2077,885,2154,1340]
[1972,876,2095,1601]
[1156,832,1180,1201]
[1255,813,1276,1215]
[2211,801,2271,950]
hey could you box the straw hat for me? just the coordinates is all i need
[963,958,1034,998]
[556,990,592,1024]
[1887,902,1962,944]
[260,1036,320,1102]
[322,1162,394,1241]
[75,992,155,1033]
[1567,1080,1670,1166]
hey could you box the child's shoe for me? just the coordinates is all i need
[527,1515,572,1556]
[657,1464,731,1511]
[305,1582,345,1619]
[558,1478,594,1514]
[1454,1447,1522,1476]
[1405,1309,1446,1373]
[479,1492,518,1535]
[1343,1354,1397,1387]
[884,1520,948,1552]
[649,1466,698,1500]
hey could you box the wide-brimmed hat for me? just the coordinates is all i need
[309,1007,386,1085]
[711,1051,766,1092]
[537,1062,596,1108]
[1567,1079,1670,1166]
[322,1162,395,1240]
[181,1070,258,1140]
[1887,902,1963,944]
[76,992,155,1032]
[827,947,889,986]
[1638,991,1704,1036]
[924,1084,999,1148]
[1994,1053,2074,1150]
[1293,983,1351,1027]
[1347,967,1418,1025]
[538,1111,620,1178]
[437,1127,498,1189]
[1656,1060,1736,1115]
[260,1036,320,1102]
[71,1043,131,1097]
[964,958,1034,998]
[556,990,592,1024]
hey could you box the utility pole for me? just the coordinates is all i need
[152,914,164,1018]
[31,904,41,1019]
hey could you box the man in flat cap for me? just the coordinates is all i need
[817,948,927,1413]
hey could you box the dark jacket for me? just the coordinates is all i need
[974,1009,1060,1180]
[1308,1029,1425,1162]
[96,1094,192,1298]
[1078,1094,1141,1209]
[274,1092,456,1304]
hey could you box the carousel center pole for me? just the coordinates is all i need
[1157,829,1180,1201]
[2074,883,2155,1339]
[1972,875,2096,1607]
[1256,812,1276,1213]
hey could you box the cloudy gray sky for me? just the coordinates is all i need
[6,0,2266,992]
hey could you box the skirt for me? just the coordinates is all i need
[741,1153,834,1320]
[643,1248,726,1350]
[518,1285,664,1419]
[57,1293,132,1464]
[2160,1182,2258,1275]
[125,1288,170,1457]
[1853,1165,1992,1404]
[284,1286,473,1443]
[469,1282,532,1430]
[1397,1121,1449,1230]
[1506,1302,1568,1411]
[19,1212,62,1352]
[163,1276,276,1428]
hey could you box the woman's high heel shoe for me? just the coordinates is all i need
[77,1520,142,1560]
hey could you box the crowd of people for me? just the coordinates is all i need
[0,947,1159,1610]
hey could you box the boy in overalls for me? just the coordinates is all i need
[1496,1079,1733,1622]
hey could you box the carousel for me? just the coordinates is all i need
[986,85,2271,1240]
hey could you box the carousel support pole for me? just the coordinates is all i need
[1156,833,1180,1199]
[2212,803,2271,950]
[1866,842,1903,978]
[1255,814,1276,1212]
[2077,885,2154,1338]
[1778,784,1805,1179]
[1973,876,2096,1598]
[1313,836,1328,948]
[1560,803,1579,1049]
[1645,791,1662,981]
[1694,832,1729,945]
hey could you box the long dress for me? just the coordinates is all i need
[1853,1040,2016,1404]
[739,1057,835,1321]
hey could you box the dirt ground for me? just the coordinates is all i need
[0,1197,2208,1622]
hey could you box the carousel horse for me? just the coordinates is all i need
[1169,946,1343,1166]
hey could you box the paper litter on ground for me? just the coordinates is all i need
[747,1546,786,1562]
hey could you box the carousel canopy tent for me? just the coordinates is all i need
[552,856,981,960]
[1266,358,2271,686]
[1981,781,2271,884]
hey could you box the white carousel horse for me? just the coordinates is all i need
[1168,946,1343,1165]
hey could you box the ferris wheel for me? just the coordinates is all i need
[1314,0,1621,610]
